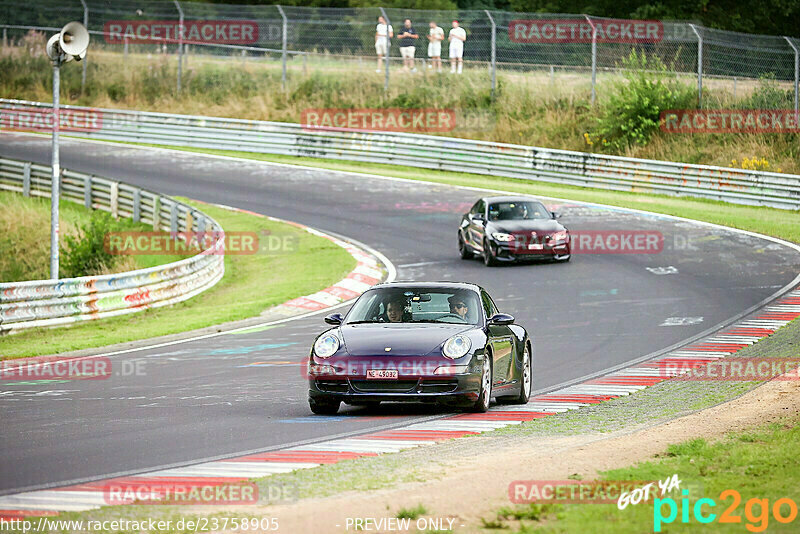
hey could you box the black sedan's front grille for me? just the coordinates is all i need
[350,379,419,393]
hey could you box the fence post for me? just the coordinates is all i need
[173,0,184,94]
[22,163,31,197]
[689,24,703,108]
[170,203,178,233]
[584,15,597,105]
[133,188,141,222]
[485,10,496,100]
[277,5,288,89]
[80,0,88,93]
[110,182,119,219]
[84,176,92,209]
[2,28,7,49]
[379,7,390,93]
[784,37,799,117]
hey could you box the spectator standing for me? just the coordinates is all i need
[448,20,466,74]
[397,19,419,72]
[427,21,444,72]
[375,15,393,73]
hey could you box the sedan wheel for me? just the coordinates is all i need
[458,233,473,259]
[309,397,340,415]
[511,343,532,404]
[483,239,498,267]
[469,356,492,412]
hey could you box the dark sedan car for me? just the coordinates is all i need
[307,282,532,415]
[458,196,571,266]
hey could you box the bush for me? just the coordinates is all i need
[587,51,696,151]
[60,210,124,278]
[739,74,794,110]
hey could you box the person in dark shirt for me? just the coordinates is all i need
[397,19,419,72]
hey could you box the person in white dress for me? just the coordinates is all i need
[427,21,444,73]
[375,16,393,73]
[448,20,466,74]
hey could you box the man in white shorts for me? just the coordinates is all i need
[375,15,393,73]
[448,20,466,74]
[397,19,419,72]
[427,21,444,72]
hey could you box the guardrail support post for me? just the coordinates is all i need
[110,182,119,219]
[170,203,179,233]
[690,24,703,107]
[784,37,799,117]
[379,8,390,94]
[585,15,597,106]
[84,176,92,209]
[153,196,161,230]
[198,216,206,234]
[133,188,141,222]
[22,163,31,197]
[277,5,288,90]
[485,10,497,101]
[173,0,184,95]
[80,0,88,93]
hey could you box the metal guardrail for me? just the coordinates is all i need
[0,155,225,333]
[1,98,799,210]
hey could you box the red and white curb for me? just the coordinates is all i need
[2,288,797,517]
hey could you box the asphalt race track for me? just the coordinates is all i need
[1,135,798,495]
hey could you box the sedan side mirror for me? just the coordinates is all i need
[489,312,514,325]
[324,313,343,325]
[551,211,559,219]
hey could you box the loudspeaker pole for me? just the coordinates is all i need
[50,55,62,279]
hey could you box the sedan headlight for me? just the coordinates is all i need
[551,230,569,243]
[313,333,340,358]
[442,334,472,359]
[491,232,514,242]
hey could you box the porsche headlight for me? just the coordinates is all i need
[491,233,514,242]
[313,333,340,358]
[442,334,472,359]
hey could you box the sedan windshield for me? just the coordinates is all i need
[345,288,482,325]
[488,201,549,221]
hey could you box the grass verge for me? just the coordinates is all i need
[489,414,800,533]
[0,191,178,281]
[0,198,355,359]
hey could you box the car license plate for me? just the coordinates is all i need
[528,243,543,250]
[367,369,398,379]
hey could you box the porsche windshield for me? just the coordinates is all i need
[488,201,550,221]
[345,288,482,325]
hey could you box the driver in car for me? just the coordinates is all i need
[448,295,469,321]
[386,298,406,322]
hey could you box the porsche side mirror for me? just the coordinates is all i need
[489,313,514,325]
[324,313,343,325]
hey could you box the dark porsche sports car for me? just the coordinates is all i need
[458,196,571,266]
[307,282,532,415]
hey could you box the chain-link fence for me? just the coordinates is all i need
[1,1,798,109]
